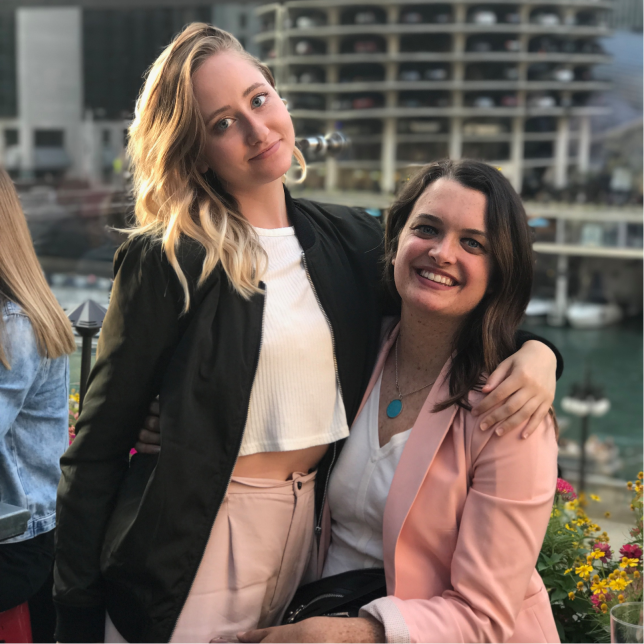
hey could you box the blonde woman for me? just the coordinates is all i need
[0,167,75,639]
[54,24,562,644]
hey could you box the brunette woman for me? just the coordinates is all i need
[0,167,76,640]
[54,25,560,644]
[240,160,560,644]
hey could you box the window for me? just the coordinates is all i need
[239,12,247,29]
[0,10,17,118]
[102,129,111,144]
[4,128,18,146]
[35,129,64,148]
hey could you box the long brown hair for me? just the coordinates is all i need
[128,23,306,313]
[0,168,75,368]
[384,159,534,410]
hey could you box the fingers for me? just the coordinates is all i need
[489,395,541,436]
[138,428,160,445]
[237,629,270,643]
[149,398,160,415]
[480,357,511,394]
[143,414,160,432]
[521,402,551,439]
[479,388,532,432]
[475,376,523,423]
[134,440,160,455]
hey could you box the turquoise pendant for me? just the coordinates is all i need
[386,398,403,419]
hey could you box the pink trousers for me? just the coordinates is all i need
[105,471,316,643]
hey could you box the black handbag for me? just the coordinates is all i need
[282,568,387,624]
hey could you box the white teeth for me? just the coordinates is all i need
[420,270,455,286]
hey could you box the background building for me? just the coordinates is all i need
[256,0,613,195]
[0,2,260,182]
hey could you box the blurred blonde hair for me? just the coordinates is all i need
[128,23,306,312]
[0,168,75,368]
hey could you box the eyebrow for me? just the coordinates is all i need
[205,82,267,125]
[414,213,487,237]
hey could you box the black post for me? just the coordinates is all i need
[68,300,107,414]
[579,414,589,495]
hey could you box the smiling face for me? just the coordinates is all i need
[393,177,492,320]
[192,51,295,194]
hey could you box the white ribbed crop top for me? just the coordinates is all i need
[239,226,350,457]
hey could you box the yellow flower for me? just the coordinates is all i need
[634,571,641,579]
[590,494,601,502]
[577,581,585,590]
[618,594,625,603]
[620,558,640,569]
[565,523,576,532]
[605,512,611,518]
[638,471,643,480]
[601,603,608,614]
[609,578,633,592]
[592,575,600,583]
[599,594,606,602]
[564,568,573,575]
[591,579,609,595]
[627,481,633,489]
[568,592,575,600]
[575,564,594,579]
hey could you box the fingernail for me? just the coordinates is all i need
[480,422,488,431]
[496,427,504,436]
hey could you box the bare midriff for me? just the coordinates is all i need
[232,443,330,481]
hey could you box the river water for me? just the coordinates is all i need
[523,317,643,480]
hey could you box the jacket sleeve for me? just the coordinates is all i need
[362,413,558,643]
[53,238,192,642]
[0,313,41,439]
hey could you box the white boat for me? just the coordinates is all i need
[525,298,555,319]
[558,435,623,477]
[566,302,623,329]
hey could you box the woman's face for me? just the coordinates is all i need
[393,177,492,320]
[192,51,295,193]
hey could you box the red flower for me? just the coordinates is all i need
[556,478,577,501]
[620,544,643,562]
[593,542,613,562]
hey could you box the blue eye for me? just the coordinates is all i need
[464,238,482,249]
[251,94,268,108]
[216,118,232,132]
[415,224,437,235]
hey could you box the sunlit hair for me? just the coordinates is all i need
[127,22,306,312]
[384,159,535,411]
[0,167,75,368]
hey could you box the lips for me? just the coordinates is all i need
[417,268,458,287]
[249,140,281,161]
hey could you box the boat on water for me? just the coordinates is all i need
[558,434,623,477]
[525,298,555,321]
[566,302,624,329]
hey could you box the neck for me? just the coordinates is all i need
[397,306,462,383]
[232,180,289,229]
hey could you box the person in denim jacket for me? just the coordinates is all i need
[0,167,75,640]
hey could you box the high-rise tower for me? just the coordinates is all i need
[256,0,612,194]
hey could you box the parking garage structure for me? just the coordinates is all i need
[256,0,612,194]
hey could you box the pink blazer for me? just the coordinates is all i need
[318,323,560,643]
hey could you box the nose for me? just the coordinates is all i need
[244,111,270,146]
[427,233,458,265]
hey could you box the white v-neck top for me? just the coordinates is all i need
[240,226,349,456]
[322,372,412,577]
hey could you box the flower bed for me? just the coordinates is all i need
[539,475,643,642]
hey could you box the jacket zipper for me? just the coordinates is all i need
[284,592,344,624]
[301,252,341,538]
[169,285,266,642]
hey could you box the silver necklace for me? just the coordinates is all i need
[386,335,436,419]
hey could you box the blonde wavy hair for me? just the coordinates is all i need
[127,23,306,313]
[0,167,75,368]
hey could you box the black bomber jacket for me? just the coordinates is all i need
[53,188,562,643]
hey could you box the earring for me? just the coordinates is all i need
[391,257,396,265]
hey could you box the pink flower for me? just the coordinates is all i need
[556,478,577,501]
[620,544,643,562]
[593,542,613,562]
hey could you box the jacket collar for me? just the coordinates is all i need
[284,186,316,252]
[355,322,458,594]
